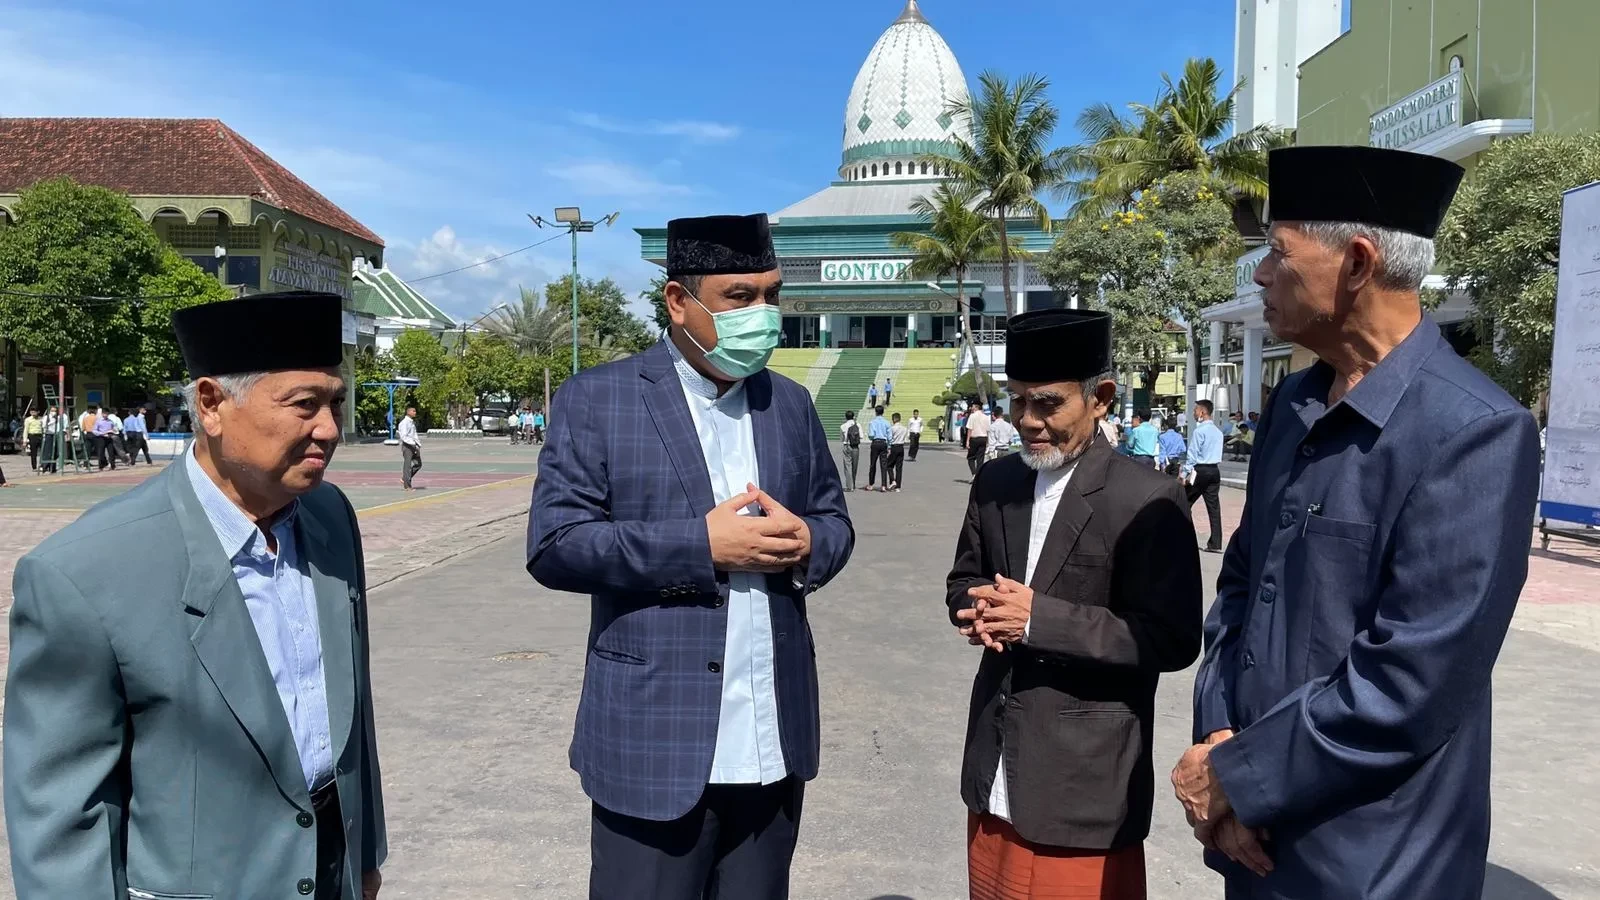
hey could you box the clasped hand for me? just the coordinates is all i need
[1171,730,1274,878]
[706,483,811,574]
[955,574,1033,652]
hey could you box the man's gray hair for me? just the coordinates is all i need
[1298,221,1435,292]
[180,372,266,413]
[1081,371,1116,402]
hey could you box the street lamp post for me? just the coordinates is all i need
[531,208,621,376]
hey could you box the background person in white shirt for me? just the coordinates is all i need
[886,412,909,491]
[398,406,422,491]
[907,409,924,461]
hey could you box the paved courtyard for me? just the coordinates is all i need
[0,440,1597,898]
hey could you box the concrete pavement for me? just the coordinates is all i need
[0,441,1596,897]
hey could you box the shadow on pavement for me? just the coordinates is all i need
[866,896,917,900]
[1485,864,1564,899]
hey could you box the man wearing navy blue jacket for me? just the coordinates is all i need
[527,213,854,900]
[1173,146,1541,899]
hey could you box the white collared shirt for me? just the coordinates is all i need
[988,458,1078,822]
[667,339,788,785]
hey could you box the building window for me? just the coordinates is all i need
[921,162,928,175]
[226,254,261,288]
[895,161,903,175]
[185,255,220,276]
[872,164,878,177]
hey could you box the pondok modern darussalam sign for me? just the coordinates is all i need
[1369,70,1465,152]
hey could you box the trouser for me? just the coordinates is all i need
[125,433,152,464]
[1134,454,1158,469]
[966,437,987,475]
[312,783,347,900]
[111,433,131,464]
[868,439,889,486]
[886,444,905,487]
[535,425,544,443]
[1164,460,1183,478]
[0,463,6,486]
[1187,464,1224,550]
[27,434,41,470]
[90,434,116,469]
[510,426,521,444]
[39,434,57,473]
[841,445,859,490]
[402,443,422,487]
[884,391,892,405]
[908,432,921,460]
[590,778,805,900]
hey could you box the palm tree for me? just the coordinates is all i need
[485,286,569,356]
[892,182,1024,410]
[1063,58,1291,220]
[930,71,1072,308]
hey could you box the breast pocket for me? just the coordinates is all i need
[1292,513,1377,681]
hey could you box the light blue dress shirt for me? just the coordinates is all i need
[1157,428,1187,466]
[184,451,335,791]
[1184,420,1225,475]
[667,342,788,785]
[123,414,147,435]
[867,416,892,441]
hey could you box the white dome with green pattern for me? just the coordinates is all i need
[838,0,971,183]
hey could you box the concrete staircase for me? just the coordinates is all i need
[813,349,885,433]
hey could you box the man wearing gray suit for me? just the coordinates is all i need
[4,292,386,900]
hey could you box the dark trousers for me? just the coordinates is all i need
[886,443,905,488]
[1187,463,1224,550]
[590,779,805,900]
[966,437,987,475]
[125,433,151,464]
[312,783,347,900]
[89,434,117,469]
[401,443,422,487]
[908,432,921,460]
[26,434,41,470]
[867,439,889,487]
[39,434,57,473]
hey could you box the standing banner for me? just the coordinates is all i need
[1541,181,1600,526]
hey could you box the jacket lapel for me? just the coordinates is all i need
[998,463,1035,583]
[168,462,310,808]
[641,341,717,516]
[747,371,784,502]
[1027,440,1112,593]
[298,506,356,768]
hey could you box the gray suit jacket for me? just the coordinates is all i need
[5,460,386,899]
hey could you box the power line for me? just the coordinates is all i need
[399,232,567,285]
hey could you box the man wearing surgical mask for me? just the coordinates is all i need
[527,213,855,900]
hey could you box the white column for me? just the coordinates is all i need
[1243,327,1265,416]
[1208,321,1224,384]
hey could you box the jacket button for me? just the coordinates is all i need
[713,597,725,608]
[707,661,722,673]
[1242,650,1256,669]
[1258,585,1276,605]
[659,588,672,597]
[1279,510,1295,528]
[1300,444,1316,458]
[298,879,316,895]
[296,811,314,828]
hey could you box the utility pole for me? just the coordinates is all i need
[530,208,621,377]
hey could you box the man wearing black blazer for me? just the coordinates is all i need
[947,309,1203,900]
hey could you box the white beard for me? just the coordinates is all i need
[1020,438,1090,472]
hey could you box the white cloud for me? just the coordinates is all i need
[386,226,559,319]
[572,112,741,142]
[545,161,694,203]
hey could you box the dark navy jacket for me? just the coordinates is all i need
[1193,316,1541,898]
[526,342,854,821]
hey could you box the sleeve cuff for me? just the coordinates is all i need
[1208,731,1280,830]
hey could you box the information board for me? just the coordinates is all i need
[1541,182,1600,525]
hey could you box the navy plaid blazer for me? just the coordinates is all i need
[526,341,854,821]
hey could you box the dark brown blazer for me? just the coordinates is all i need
[946,435,1203,850]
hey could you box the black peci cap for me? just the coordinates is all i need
[666,214,779,277]
[1268,146,1465,238]
[173,292,344,378]
[1005,309,1114,383]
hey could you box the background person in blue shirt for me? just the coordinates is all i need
[1125,410,1159,467]
[866,405,892,492]
[1182,399,1226,552]
[1157,417,1187,477]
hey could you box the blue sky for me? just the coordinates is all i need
[0,0,1232,320]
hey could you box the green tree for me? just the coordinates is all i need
[892,181,1021,409]
[352,347,398,435]
[1063,58,1290,220]
[932,368,1002,409]
[390,328,454,426]
[1039,172,1241,390]
[1438,132,1600,405]
[0,178,166,380]
[485,286,570,356]
[545,275,654,355]
[453,334,532,425]
[643,273,670,333]
[131,249,233,388]
[931,71,1071,307]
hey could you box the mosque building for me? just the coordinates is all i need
[637,0,1058,358]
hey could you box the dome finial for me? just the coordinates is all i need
[895,0,928,25]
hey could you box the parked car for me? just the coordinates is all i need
[475,407,511,434]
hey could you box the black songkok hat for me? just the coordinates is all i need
[174,291,344,378]
[666,214,778,276]
[1005,309,1114,383]
[1268,146,1465,239]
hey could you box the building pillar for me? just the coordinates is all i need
[1243,327,1265,416]
[906,314,917,348]
[819,314,831,349]
[1208,321,1224,383]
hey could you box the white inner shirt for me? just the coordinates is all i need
[669,340,788,785]
[987,458,1078,821]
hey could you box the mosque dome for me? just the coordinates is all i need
[838,0,971,182]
